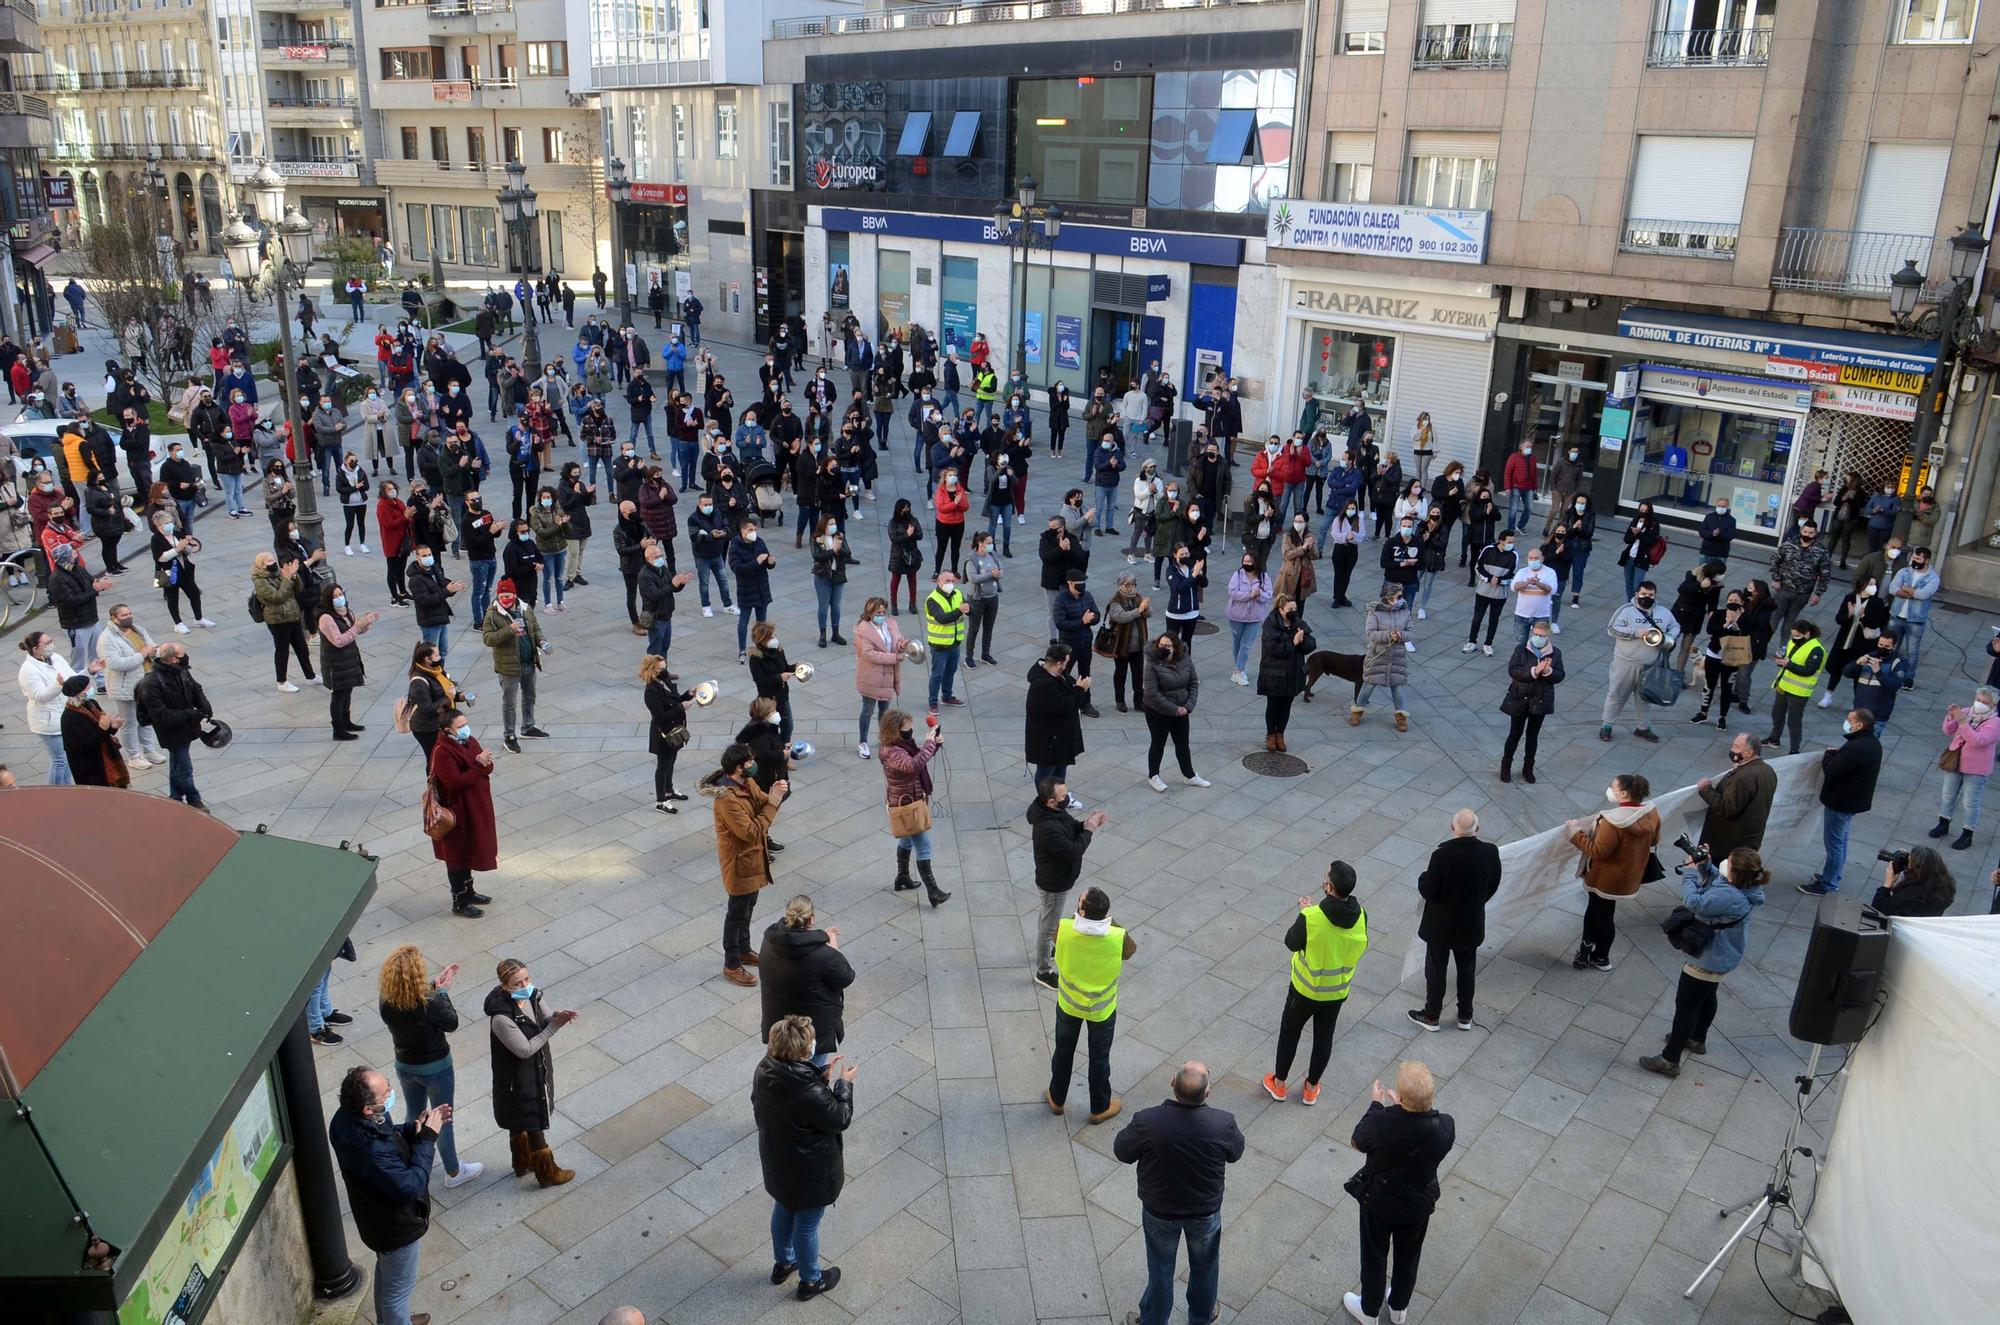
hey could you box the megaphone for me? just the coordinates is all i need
[692,680,719,706]
[792,661,816,682]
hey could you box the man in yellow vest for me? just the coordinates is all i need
[1263,861,1368,1106]
[1046,885,1138,1123]
[924,568,967,713]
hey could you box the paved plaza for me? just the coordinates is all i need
[8,313,1989,1324]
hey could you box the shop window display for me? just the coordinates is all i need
[1623,400,1791,530]
[1302,325,1393,436]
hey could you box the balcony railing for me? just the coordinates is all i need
[17,70,206,92]
[259,38,356,60]
[1620,218,1739,259]
[771,0,1286,38]
[50,141,219,162]
[266,95,358,109]
[428,0,513,15]
[1771,226,1948,298]
[1413,32,1513,69]
[1647,26,1774,67]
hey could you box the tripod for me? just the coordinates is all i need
[1684,1041,1827,1298]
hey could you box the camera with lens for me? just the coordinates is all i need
[1673,833,1709,866]
[1877,848,1910,872]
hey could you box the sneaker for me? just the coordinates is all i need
[1342,1291,1372,1323]
[1300,1081,1321,1107]
[1760,736,1782,749]
[1599,724,1614,742]
[1588,955,1614,972]
[1033,969,1059,992]
[277,681,299,693]
[1816,693,1832,708]
[1406,1008,1441,1032]
[326,1010,353,1024]
[1639,1054,1681,1078]
[1066,795,1084,811]
[1148,774,1168,792]
[1461,641,1477,654]
[1403,641,1415,653]
[1482,644,1493,656]
[797,1264,842,1299]
[1185,774,1211,787]
[656,801,679,814]
[1549,622,1561,635]
[343,545,353,556]
[442,1160,485,1189]
[1015,514,1025,524]
[1457,1016,1476,1031]
[1633,728,1660,743]
[771,1262,797,1285]
[725,603,741,615]
[358,543,370,554]
[309,676,326,687]
[857,741,871,759]
[310,1029,343,1046]
[941,696,966,707]
[174,622,191,634]
[1797,879,1837,896]
[521,726,550,739]
[1570,594,1580,606]
[1261,1073,1288,1102]
[504,737,522,753]
[1688,1040,1708,1056]
[702,605,714,617]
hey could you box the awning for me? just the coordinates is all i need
[13,243,55,267]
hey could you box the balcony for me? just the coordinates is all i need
[0,89,52,149]
[1771,226,1947,299]
[1647,26,1773,68]
[263,95,360,128]
[49,141,221,164]
[371,74,572,111]
[1413,31,1512,70]
[0,0,41,55]
[1620,218,1739,259]
[428,0,516,34]
[258,38,356,68]
[228,155,369,183]
[770,0,1287,38]
[371,159,594,193]
[18,70,207,93]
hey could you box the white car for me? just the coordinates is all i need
[4,415,167,487]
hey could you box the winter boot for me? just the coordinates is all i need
[1394,711,1409,733]
[1572,941,1592,971]
[531,1146,575,1187]
[509,1131,532,1177]
[1349,707,1364,727]
[1953,828,1975,851]
[1499,762,1512,783]
[917,858,952,908]
[1928,816,1952,840]
[893,846,918,891]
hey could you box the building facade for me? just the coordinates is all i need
[0,0,54,338]
[764,0,1303,409]
[365,0,600,280]
[36,0,231,253]
[1277,0,1998,561]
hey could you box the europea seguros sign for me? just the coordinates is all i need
[1267,199,1490,266]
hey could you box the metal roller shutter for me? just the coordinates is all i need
[1341,0,1390,36]
[1387,335,1493,475]
[1406,130,1500,161]
[1854,142,1950,236]
[1329,132,1375,165]
[1422,0,1517,24]
[1627,136,1755,226]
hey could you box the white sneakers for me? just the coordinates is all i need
[1231,670,1250,686]
[196,619,215,629]
[1186,774,1211,787]
[1342,1291,1405,1323]
[1482,644,1493,656]
[1416,607,1428,620]
[1816,694,1832,708]
[857,741,872,759]
[1065,795,1084,811]
[1149,774,1168,792]
[441,1160,484,1189]
[1148,773,1209,792]
[702,605,714,617]
[310,676,327,687]
[1403,641,1416,653]
[1460,641,1477,654]
[277,681,299,693]
[174,622,191,633]
[343,545,353,556]
[1550,622,1562,635]
[358,542,370,553]
[725,604,741,615]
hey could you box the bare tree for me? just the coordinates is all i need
[82,180,229,408]
[563,121,608,280]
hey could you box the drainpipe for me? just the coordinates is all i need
[275,1013,360,1301]
[1287,0,1318,194]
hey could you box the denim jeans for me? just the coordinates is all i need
[1624,558,1648,600]
[420,621,450,662]
[814,576,845,635]
[1546,570,1567,625]
[1817,809,1855,890]
[317,445,342,494]
[1137,1209,1222,1325]
[306,967,333,1032]
[736,601,768,651]
[695,556,731,607]
[672,439,699,489]
[928,643,961,706]
[1894,618,1928,673]
[988,504,1014,552]
[1032,762,1068,787]
[175,497,198,531]
[469,558,496,622]
[1569,544,1591,595]
[394,1061,462,1174]
[1228,618,1257,673]
[647,616,673,657]
[111,698,162,760]
[541,549,567,605]
[1048,1008,1115,1116]
[859,696,889,745]
[586,453,614,489]
[770,1202,827,1283]
[1941,770,1989,829]
[1417,569,1440,611]
[1357,683,1406,710]
[630,415,655,449]
[499,669,537,739]
[220,471,248,513]
[897,827,934,861]
[1507,490,1531,533]
[166,742,199,802]
[373,1238,423,1325]
[1035,887,1069,973]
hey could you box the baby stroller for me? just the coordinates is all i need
[745,457,783,526]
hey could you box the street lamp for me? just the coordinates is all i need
[222,162,325,545]
[497,159,542,379]
[1889,220,1995,565]
[607,156,633,326]
[142,145,166,195]
[993,174,1063,381]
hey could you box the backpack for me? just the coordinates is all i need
[247,590,265,624]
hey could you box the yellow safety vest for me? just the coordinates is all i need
[1773,637,1825,698]
[925,587,967,648]
[1290,903,1368,1002]
[1054,918,1124,1022]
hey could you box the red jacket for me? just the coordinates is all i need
[1251,448,1287,497]
[1277,443,1309,488]
[376,496,412,556]
[968,336,990,369]
[933,479,970,527]
[1503,451,1537,493]
[429,734,498,871]
[7,358,29,397]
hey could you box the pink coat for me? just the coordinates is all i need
[853,616,907,702]
[1942,710,2000,778]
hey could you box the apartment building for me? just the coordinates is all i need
[0,0,55,339]
[365,0,599,279]
[36,0,231,252]
[1277,0,2000,579]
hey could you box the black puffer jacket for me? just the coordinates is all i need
[407,561,453,627]
[1351,1101,1456,1225]
[1256,608,1314,697]
[752,1054,853,1213]
[317,607,367,690]
[484,984,557,1132]
[757,925,856,1050]
[1028,797,1093,893]
[1498,643,1564,718]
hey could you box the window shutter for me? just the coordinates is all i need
[1340,0,1390,34]
[1407,130,1499,161]
[1091,272,1149,312]
[1329,132,1375,165]
[1854,142,1950,236]
[1627,136,1754,225]
[1421,0,1517,24]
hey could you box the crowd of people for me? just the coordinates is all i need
[13,284,1996,1325]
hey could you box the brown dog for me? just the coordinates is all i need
[1299,649,1365,704]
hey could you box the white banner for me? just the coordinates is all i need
[1811,382,1920,422]
[1266,199,1490,265]
[1399,753,1826,983]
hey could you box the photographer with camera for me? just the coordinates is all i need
[1870,847,1956,918]
[1640,844,1768,1078]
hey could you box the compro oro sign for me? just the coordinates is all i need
[1267,199,1489,265]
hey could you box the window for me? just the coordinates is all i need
[942,110,981,158]
[430,127,449,164]
[142,107,157,144]
[1013,77,1150,206]
[1899,0,1976,42]
[1341,0,1388,51]
[1649,0,1775,66]
[1416,1,1515,67]
[401,127,419,160]
[187,38,200,73]
[1404,132,1497,210]
[406,201,429,262]
[167,108,182,145]
[380,47,445,80]
[895,110,932,157]
[308,133,343,161]
[626,105,649,172]
[769,99,792,187]
[1325,132,1374,202]
[716,103,738,159]
[462,205,498,266]
[1206,108,1258,165]
[545,209,563,272]
[541,127,565,162]
[491,44,514,81]
[1844,142,1951,291]
[1622,134,1754,257]
[672,103,688,168]
[432,204,456,261]
[523,41,566,77]
[502,127,522,164]
[466,127,487,167]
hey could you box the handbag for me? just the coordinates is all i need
[1642,850,1667,884]
[1662,905,1740,956]
[887,796,932,837]
[1940,744,1963,774]
[1092,624,1118,659]
[665,724,690,750]
[421,776,457,839]
[1720,634,1753,667]
[1343,1166,1371,1202]
[1640,654,1683,707]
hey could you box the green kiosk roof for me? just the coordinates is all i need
[0,788,376,1310]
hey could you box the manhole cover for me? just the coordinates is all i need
[1243,750,1310,777]
[1192,619,1220,636]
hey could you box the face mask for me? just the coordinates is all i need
[1293,520,1307,532]
[1521,446,1532,455]
[332,595,348,610]
[1607,786,1622,804]
[417,555,434,568]
[380,1088,397,1117]
[1568,450,1579,460]
[1975,702,1996,718]
[1886,548,1901,559]
[699,504,713,515]
[541,499,553,509]
[945,476,958,486]
[451,725,472,743]
[1526,555,1541,568]
[1636,595,1655,608]
[449,386,459,395]
[509,983,536,1000]
[1529,634,1549,653]
[1914,559,1929,570]
[1791,635,1807,647]
[1399,524,1414,535]
[745,760,759,777]
[1345,506,1358,518]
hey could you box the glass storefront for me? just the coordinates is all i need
[1623,397,1794,531]
[624,200,691,315]
[1301,323,1394,436]
[940,254,976,355]
[1019,262,1090,395]
[878,247,910,342]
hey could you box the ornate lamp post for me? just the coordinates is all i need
[607,155,633,326]
[992,174,1062,382]
[222,161,324,544]
[497,159,543,378]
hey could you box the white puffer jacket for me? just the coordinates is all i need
[18,651,75,735]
